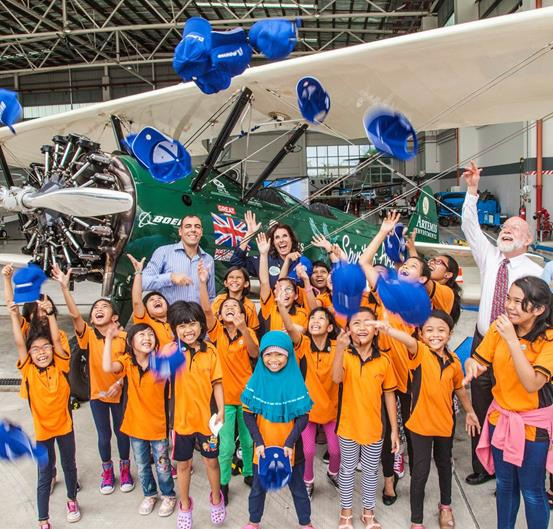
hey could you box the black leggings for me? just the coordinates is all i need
[382,390,413,477]
[409,430,453,524]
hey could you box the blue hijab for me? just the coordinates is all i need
[241,331,312,423]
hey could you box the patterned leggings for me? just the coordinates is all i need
[339,436,383,510]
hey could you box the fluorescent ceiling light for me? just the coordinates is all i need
[196,2,315,8]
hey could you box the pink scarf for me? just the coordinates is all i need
[476,399,553,474]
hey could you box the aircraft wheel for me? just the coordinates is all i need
[68,337,90,402]
[0,230,7,239]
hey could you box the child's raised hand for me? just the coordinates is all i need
[1,263,14,278]
[255,445,265,459]
[38,296,53,316]
[495,314,518,344]
[286,251,301,263]
[366,319,390,334]
[127,253,145,273]
[379,210,401,234]
[311,234,332,252]
[256,233,270,255]
[7,300,18,316]
[462,358,487,386]
[106,322,120,340]
[244,210,261,235]
[295,263,308,281]
[234,312,247,330]
[51,264,71,288]
[336,329,351,349]
[197,261,209,284]
[283,446,294,459]
[465,411,481,437]
[406,229,417,252]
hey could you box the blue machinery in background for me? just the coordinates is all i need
[435,190,504,229]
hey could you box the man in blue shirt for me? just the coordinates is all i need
[142,215,216,305]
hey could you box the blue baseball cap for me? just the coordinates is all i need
[149,342,186,380]
[249,19,298,60]
[331,262,366,317]
[259,330,294,358]
[210,28,252,77]
[363,108,418,161]
[385,223,406,264]
[194,66,232,95]
[296,77,330,124]
[13,264,47,304]
[130,127,192,183]
[0,89,22,134]
[376,272,431,326]
[0,420,48,469]
[287,255,313,285]
[173,17,213,81]
[258,446,292,491]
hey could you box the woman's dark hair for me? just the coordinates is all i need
[511,276,553,342]
[22,295,58,322]
[441,254,462,325]
[407,256,431,281]
[267,223,300,259]
[168,301,207,342]
[142,291,169,314]
[126,323,159,355]
[223,266,251,296]
[88,298,118,322]
[25,326,52,352]
[307,306,337,339]
[424,309,454,331]
[218,297,247,317]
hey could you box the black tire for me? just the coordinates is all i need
[0,230,7,239]
[68,337,90,402]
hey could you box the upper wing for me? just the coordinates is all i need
[2,7,553,166]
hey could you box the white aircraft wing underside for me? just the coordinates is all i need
[1,8,553,166]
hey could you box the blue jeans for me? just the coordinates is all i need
[490,425,550,529]
[130,437,175,497]
[89,399,130,462]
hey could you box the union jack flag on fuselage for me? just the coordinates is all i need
[211,212,247,247]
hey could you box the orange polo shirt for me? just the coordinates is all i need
[295,335,339,424]
[316,290,333,309]
[260,291,308,332]
[406,342,463,437]
[208,320,257,406]
[172,341,223,436]
[76,323,126,403]
[17,352,72,441]
[119,354,169,441]
[133,311,173,351]
[475,324,553,441]
[336,347,397,444]
[429,282,455,315]
[212,294,260,331]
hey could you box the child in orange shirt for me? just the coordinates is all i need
[241,331,314,529]
[10,299,80,529]
[332,308,400,529]
[167,301,226,528]
[257,232,308,334]
[52,265,133,495]
[127,254,172,349]
[278,298,340,498]
[212,266,259,331]
[198,262,259,505]
[102,322,176,517]
[375,310,479,529]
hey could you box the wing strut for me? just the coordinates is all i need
[191,87,254,192]
[110,115,125,152]
[241,124,308,204]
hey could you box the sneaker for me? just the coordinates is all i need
[158,496,177,517]
[243,475,253,487]
[305,481,314,499]
[327,471,339,490]
[221,484,229,506]
[66,499,81,523]
[394,453,405,479]
[210,490,226,525]
[139,496,157,516]
[39,523,52,529]
[119,459,135,492]
[322,450,330,464]
[100,461,115,495]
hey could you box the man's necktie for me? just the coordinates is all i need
[490,258,509,323]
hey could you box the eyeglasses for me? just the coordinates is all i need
[429,258,449,271]
[281,287,295,294]
[29,344,53,355]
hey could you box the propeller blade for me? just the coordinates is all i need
[0,253,32,267]
[23,188,133,217]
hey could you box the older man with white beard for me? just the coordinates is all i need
[461,161,543,486]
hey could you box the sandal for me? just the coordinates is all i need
[177,497,193,529]
[361,512,382,529]
[338,513,354,529]
[210,490,226,526]
[438,504,455,528]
